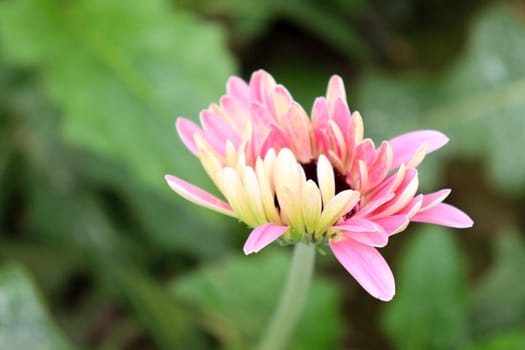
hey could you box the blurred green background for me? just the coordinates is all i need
[0,0,524,349]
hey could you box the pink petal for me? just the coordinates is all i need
[226,76,250,102]
[272,85,294,118]
[243,223,289,254]
[331,98,351,137]
[370,168,418,218]
[412,203,473,228]
[259,125,289,158]
[398,194,423,218]
[311,98,330,155]
[176,118,204,156]
[341,230,389,247]
[311,97,329,130]
[249,70,276,105]
[389,130,449,169]
[355,139,376,166]
[354,193,395,218]
[249,102,273,152]
[336,210,388,246]
[220,96,250,131]
[283,103,313,161]
[330,238,395,301]
[373,215,409,236]
[165,175,236,217]
[326,75,348,111]
[366,141,393,190]
[336,218,381,232]
[200,110,241,156]
[420,189,451,211]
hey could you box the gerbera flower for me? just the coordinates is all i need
[165,70,472,301]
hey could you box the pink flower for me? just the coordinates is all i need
[166,70,473,301]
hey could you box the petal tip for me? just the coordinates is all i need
[243,223,288,256]
[378,290,395,302]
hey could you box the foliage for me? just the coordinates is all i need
[357,6,525,194]
[172,249,342,350]
[0,265,74,350]
[382,226,468,350]
[0,0,524,349]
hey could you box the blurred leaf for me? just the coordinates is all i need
[77,152,236,258]
[171,248,343,350]
[7,67,232,260]
[468,329,525,350]
[99,262,193,350]
[271,61,335,109]
[29,179,196,349]
[3,74,220,348]
[357,5,525,193]
[0,241,82,296]
[177,0,371,59]
[0,264,76,350]
[469,229,525,338]
[0,0,235,195]
[382,226,467,350]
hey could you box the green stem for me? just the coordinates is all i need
[256,243,316,350]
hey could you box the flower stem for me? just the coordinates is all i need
[256,243,316,350]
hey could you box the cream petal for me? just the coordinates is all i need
[302,180,322,235]
[222,167,258,226]
[276,184,305,233]
[316,190,360,235]
[317,155,335,207]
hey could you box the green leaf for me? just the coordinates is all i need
[468,330,525,350]
[357,5,525,193]
[469,229,525,339]
[381,226,467,350]
[0,0,236,195]
[75,151,237,258]
[0,264,76,350]
[171,248,343,350]
[177,0,371,59]
[99,263,193,350]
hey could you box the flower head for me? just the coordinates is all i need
[166,70,473,301]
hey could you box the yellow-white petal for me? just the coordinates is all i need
[273,148,304,193]
[222,167,258,226]
[302,180,322,234]
[406,143,427,168]
[276,184,305,235]
[255,157,282,223]
[316,190,360,236]
[317,155,335,207]
[242,166,267,224]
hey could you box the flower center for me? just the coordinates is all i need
[302,160,359,221]
[301,161,350,194]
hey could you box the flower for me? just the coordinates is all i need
[165,70,473,301]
